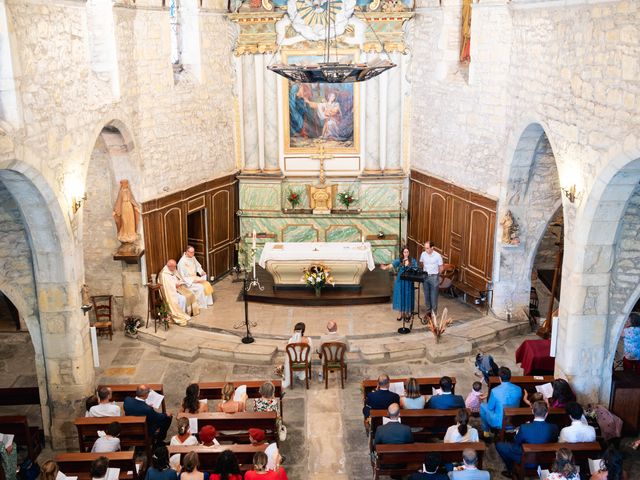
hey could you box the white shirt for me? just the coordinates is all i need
[88,403,121,417]
[558,420,596,443]
[443,425,479,443]
[170,435,199,446]
[420,251,443,274]
[91,436,120,453]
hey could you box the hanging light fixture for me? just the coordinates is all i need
[267,2,395,84]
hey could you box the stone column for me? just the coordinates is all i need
[262,56,281,174]
[384,52,402,175]
[363,56,382,174]
[122,263,146,320]
[242,54,260,173]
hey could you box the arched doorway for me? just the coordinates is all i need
[82,122,145,331]
[494,123,564,322]
[556,154,640,403]
[0,160,94,448]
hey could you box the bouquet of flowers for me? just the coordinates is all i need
[337,191,356,209]
[287,189,301,208]
[426,307,454,343]
[124,315,142,337]
[301,264,335,295]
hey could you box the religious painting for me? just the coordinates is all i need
[282,51,360,154]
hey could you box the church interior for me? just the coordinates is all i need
[0,0,639,478]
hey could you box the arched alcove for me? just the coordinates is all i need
[494,123,564,321]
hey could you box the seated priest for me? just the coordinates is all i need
[159,260,194,326]
[178,245,214,309]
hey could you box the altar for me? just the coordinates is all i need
[259,242,375,287]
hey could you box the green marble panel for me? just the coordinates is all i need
[373,247,395,265]
[240,183,281,210]
[325,225,361,242]
[361,184,400,211]
[282,183,309,209]
[283,225,319,242]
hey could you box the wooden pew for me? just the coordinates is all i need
[0,387,40,407]
[197,381,283,417]
[169,445,266,471]
[516,442,601,480]
[362,377,457,399]
[55,451,138,480]
[0,415,43,462]
[74,416,150,458]
[499,407,570,441]
[369,409,461,449]
[179,412,278,443]
[373,442,486,480]
[98,384,166,413]
[488,376,555,401]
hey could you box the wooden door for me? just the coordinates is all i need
[187,209,207,270]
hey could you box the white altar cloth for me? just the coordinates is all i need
[259,242,375,286]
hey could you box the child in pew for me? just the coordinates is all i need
[91,422,121,453]
[198,425,220,447]
[464,381,487,415]
[170,418,199,446]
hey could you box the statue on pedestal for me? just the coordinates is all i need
[500,210,520,246]
[113,179,141,255]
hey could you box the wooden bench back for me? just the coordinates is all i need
[55,451,137,480]
[74,416,149,456]
[97,384,166,413]
[178,412,278,443]
[500,407,569,441]
[362,377,457,398]
[488,376,555,397]
[518,442,601,478]
[0,415,42,461]
[370,409,460,437]
[168,445,266,470]
[0,387,40,406]
[374,442,486,480]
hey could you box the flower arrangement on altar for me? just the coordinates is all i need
[301,264,335,296]
[337,190,356,209]
[287,188,302,208]
[426,307,454,343]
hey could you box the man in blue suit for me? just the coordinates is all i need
[495,401,560,478]
[448,449,490,480]
[480,366,522,437]
[363,374,400,419]
[426,376,465,409]
[123,384,173,444]
[374,403,414,446]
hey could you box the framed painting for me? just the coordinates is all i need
[281,50,360,155]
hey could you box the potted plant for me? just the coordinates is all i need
[426,308,454,343]
[337,191,356,210]
[124,316,142,338]
[301,263,335,297]
[287,189,301,209]
[157,302,170,330]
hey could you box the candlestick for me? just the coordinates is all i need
[252,229,256,249]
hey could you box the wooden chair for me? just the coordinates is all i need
[285,342,311,389]
[91,295,114,340]
[319,342,347,389]
[438,263,456,297]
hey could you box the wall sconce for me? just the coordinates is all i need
[71,194,87,214]
[561,184,582,203]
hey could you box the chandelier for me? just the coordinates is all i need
[267,2,395,84]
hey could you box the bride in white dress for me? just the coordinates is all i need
[282,322,313,389]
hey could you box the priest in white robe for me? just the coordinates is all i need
[159,260,194,326]
[177,246,214,308]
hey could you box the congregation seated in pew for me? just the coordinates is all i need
[448,448,490,480]
[146,446,177,480]
[89,387,121,418]
[426,377,465,410]
[444,409,479,444]
[170,418,198,447]
[123,385,173,444]
[216,384,248,414]
[363,374,400,420]
[480,367,523,438]
[209,450,242,480]
[400,378,426,410]
[252,382,278,413]
[198,426,220,447]
[91,422,121,453]
[374,403,413,447]
[181,384,208,415]
[243,452,288,480]
[408,452,448,480]
[558,402,596,443]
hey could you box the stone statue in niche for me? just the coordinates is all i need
[113,179,141,254]
[308,185,332,214]
[500,210,520,246]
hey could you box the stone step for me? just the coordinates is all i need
[136,316,530,365]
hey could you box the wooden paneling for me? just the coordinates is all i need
[142,174,239,279]
[407,170,496,293]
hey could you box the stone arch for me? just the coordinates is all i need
[82,121,145,330]
[556,152,640,402]
[0,160,94,448]
[493,123,563,318]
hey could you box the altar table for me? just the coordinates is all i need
[258,242,376,286]
[515,339,555,376]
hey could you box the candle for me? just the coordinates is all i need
[361,234,365,243]
[252,229,257,249]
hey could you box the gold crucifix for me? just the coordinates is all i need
[310,143,333,186]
